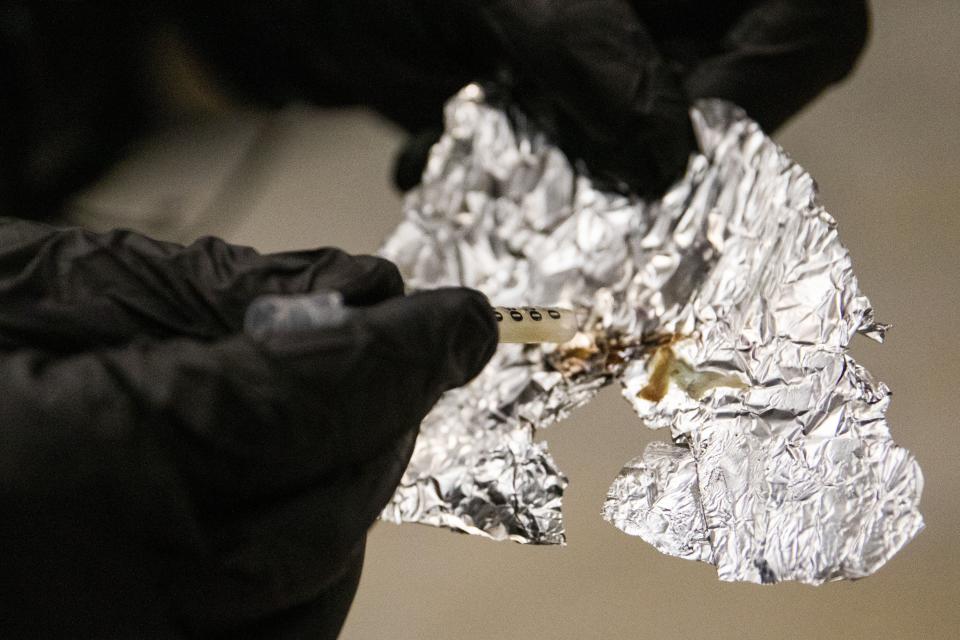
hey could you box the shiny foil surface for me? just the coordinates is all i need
[377,84,923,583]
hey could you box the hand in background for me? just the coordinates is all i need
[384,0,871,193]
[174,1,866,194]
[0,1,868,216]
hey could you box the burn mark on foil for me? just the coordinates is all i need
[546,328,639,379]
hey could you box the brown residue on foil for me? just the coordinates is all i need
[547,329,641,379]
[551,328,747,402]
[550,329,675,380]
[638,345,676,402]
[638,338,749,402]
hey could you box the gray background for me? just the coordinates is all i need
[73,2,959,638]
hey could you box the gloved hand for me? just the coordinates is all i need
[0,218,497,638]
[171,0,868,195]
[0,1,869,218]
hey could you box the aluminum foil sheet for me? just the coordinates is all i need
[377,84,924,583]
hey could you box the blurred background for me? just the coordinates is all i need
[70,2,959,638]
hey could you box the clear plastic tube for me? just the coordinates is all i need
[245,292,578,344]
[493,306,578,343]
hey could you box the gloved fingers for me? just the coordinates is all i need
[351,286,498,401]
[0,286,494,519]
[683,0,869,132]
[0,287,492,632]
[132,236,404,334]
[0,219,403,352]
[473,0,696,195]
[266,286,498,397]
[260,287,497,473]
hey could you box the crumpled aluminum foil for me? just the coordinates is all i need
[377,84,924,583]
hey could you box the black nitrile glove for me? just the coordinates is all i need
[1,1,868,217]
[0,218,497,638]
[170,0,868,194]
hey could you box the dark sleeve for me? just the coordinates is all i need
[683,0,870,131]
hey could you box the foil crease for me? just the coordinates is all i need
[378,84,923,583]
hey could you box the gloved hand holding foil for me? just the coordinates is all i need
[0,218,496,636]
[267,0,868,194]
[378,85,924,585]
[6,1,867,216]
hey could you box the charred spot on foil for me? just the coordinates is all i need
[546,328,639,379]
